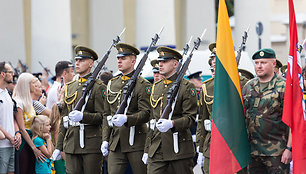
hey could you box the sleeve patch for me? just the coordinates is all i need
[190,88,196,96]
[146,87,152,95]
[102,89,106,97]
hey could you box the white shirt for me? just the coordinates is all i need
[46,81,61,109]
[0,88,15,148]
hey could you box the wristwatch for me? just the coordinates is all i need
[285,146,292,152]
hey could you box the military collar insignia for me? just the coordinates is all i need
[78,77,87,83]
[163,79,172,85]
[121,75,130,81]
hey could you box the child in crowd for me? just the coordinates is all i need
[31,115,54,174]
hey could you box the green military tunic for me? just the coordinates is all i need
[242,74,288,156]
[56,73,105,173]
[102,70,151,174]
[147,73,197,163]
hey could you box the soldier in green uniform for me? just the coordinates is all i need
[52,46,106,174]
[151,59,163,82]
[197,43,250,174]
[146,46,197,174]
[101,43,151,174]
[242,48,292,173]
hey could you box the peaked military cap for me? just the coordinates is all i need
[151,59,159,73]
[281,65,288,74]
[238,69,254,79]
[157,46,182,61]
[13,74,18,84]
[276,59,283,69]
[208,42,216,57]
[32,72,42,81]
[74,46,98,61]
[187,71,202,80]
[116,43,140,57]
[252,48,276,60]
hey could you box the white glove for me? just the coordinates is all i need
[192,135,196,143]
[156,119,173,132]
[197,152,204,167]
[51,149,61,161]
[112,114,127,127]
[69,110,83,122]
[204,119,211,132]
[142,153,148,164]
[101,141,109,157]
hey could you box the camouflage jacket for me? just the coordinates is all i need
[242,74,288,156]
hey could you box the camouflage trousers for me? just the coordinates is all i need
[248,155,289,174]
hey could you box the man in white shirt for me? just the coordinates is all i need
[0,61,21,174]
[46,61,75,109]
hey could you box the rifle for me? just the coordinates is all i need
[8,61,20,75]
[236,26,250,66]
[115,27,164,115]
[160,29,206,120]
[299,38,306,54]
[18,59,28,72]
[176,36,193,72]
[39,61,54,77]
[74,28,126,111]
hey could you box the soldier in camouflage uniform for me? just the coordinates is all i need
[52,46,106,174]
[146,46,197,174]
[242,48,292,174]
[197,43,250,174]
[101,43,151,174]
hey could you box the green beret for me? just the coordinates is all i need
[74,46,98,61]
[116,43,140,57]
[151,59,159,73]
[252,48,276,60]
[157,46,182,61]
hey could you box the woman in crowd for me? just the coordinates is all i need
[13,73,45,174]
[31,78,51,117]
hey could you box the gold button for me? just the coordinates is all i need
[122,81,125,84]
[165,85,167,88]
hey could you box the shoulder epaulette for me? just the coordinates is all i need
[202,77,214,84]
[153,79,163,85]
[66,80,77,85]
[110,75,121,81]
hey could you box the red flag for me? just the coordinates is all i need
[282,0,306,173]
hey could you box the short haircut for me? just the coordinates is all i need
[55,61,73,77]
[99,71,113,85]
[0,61,6,72]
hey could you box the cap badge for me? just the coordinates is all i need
[77,51,82,55]
[160,52,164,56]
[259,51,264,57]
[119,48,123,53]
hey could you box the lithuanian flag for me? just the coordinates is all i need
[210,0,251,173]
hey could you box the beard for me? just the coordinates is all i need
[4,78,13,84]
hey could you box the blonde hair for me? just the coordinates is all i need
[13,73,38,113]
[31,115,50,139]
